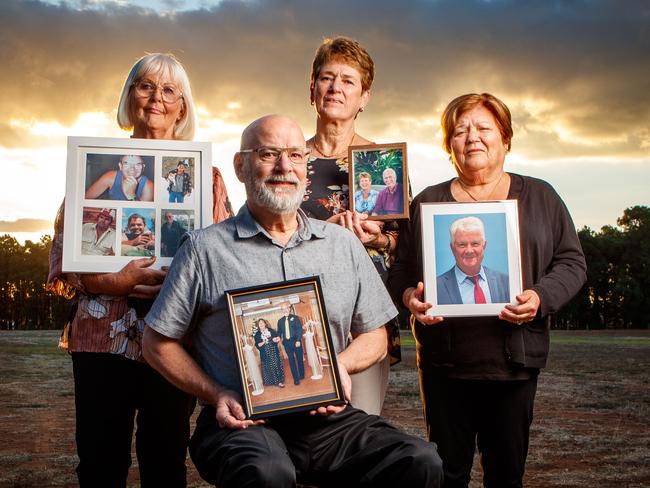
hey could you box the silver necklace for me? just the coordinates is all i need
[456,172,505,201]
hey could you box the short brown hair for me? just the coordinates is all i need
[310,37,375,93]
[357,171,372,182]
[440,93,513,154]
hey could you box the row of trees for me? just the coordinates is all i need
[0,235,71,329]
[1,206,648,330]
[556,206,650,329]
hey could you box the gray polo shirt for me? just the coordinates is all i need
[146,205,397,393]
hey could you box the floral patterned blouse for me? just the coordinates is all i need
[302,156,402,364]
[47,166,234,361]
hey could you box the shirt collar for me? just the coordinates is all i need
[454,265,487,285]
[234,204,326,242]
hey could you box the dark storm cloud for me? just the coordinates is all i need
[1,0,648,157]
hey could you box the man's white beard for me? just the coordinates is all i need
[244,164,305,214]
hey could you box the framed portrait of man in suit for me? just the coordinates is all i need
[420,201,523,317]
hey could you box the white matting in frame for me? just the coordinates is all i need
[421,200,522,317]
[62,136,213,273]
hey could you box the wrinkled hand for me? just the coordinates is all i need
[122,176,138,200]
[215,389,264,430]
[499,289,541,325]
[310,362,351,417]
[121,258,167,295]
[403,282,444,326]
[335,211,385,247]
[80,259,166,297]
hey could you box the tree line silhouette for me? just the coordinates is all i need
[1,205,648,330]
[557,205,650,329]
[0,235,70,330]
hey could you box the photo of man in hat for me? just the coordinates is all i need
[166,159,192,203]
[80,207,117,256]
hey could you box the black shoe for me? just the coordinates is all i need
[294,380,300,385]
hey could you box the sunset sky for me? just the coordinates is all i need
[1,0,648,243]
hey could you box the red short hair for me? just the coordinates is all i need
[441,93,513,153]
[310,37,375,93]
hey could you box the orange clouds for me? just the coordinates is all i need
[0,0,648,232]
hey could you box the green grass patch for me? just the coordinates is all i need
[0,344,62,355]
[550,335,650,347]
[398,329,650,348]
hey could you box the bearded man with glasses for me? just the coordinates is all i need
[143,114,443,488]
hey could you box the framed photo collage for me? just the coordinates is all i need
[62,136,213,273]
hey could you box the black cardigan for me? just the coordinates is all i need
[388,174,587,379]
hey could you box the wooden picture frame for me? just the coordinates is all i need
[225,277,345,419]
[348,142,409,220]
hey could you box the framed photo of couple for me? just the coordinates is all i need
[420,200,523,317]
[348,142,409,221]
[225,277,345,420]
[62,136,213,273]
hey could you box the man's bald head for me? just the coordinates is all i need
[240,114,305,150]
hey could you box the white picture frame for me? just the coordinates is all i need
[62,136,213,273]
[421,200,522,317]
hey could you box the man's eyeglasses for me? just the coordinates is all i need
[132,80,183,104]
[239,146,311,166]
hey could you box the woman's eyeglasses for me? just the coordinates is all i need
[132,80,183,103]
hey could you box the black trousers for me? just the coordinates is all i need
[72,352,195,488]
[419,371,538,488]
[283,341,305,384]
[190,406,443,488]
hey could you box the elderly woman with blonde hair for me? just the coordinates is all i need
[47,53,232,487]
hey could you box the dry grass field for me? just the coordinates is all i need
[1,329,649,487]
